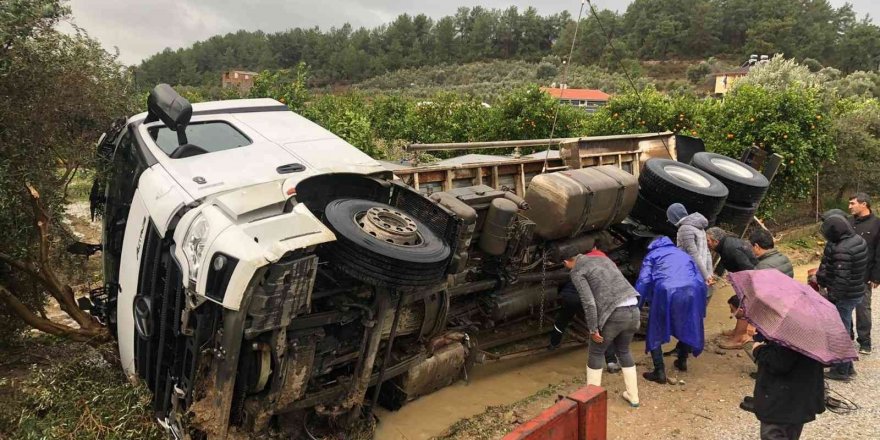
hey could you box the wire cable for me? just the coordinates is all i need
[584,0,674,158]
[542,0,587,173]
[824,381,860,414]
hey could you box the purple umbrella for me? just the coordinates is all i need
[728,269,858,365]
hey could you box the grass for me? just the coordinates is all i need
[0,338,164,440]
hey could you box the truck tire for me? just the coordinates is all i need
[690,152,768,206]
[629,194,677,236]
[716,201,757,227]
[321,198,451,289]
[638,159,728,224]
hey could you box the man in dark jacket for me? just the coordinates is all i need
[708,227,758,349]
[750,229,794,278]
[848,193,880,354]
[748,340,825,440]
[817,214,869,381]
[707,227,758,273]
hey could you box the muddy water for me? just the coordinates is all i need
[374,344,589,440]
[375,266,820,440]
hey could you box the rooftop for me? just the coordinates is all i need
[541,87,610,101]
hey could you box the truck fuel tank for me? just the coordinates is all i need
[524,166,638,240]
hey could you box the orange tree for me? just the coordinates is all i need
[582,86,702,137]
[699,83,833,216]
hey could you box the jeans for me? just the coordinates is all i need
[833,296,862,375]
[650,341,691,370]
[587,306,639,369]
[760,422,803,440]
[856,286,872,349]
[551,288,619,365]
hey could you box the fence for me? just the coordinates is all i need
[501,385,607,440]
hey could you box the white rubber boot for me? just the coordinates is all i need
[586,367,603,387]
[621,366,640,407]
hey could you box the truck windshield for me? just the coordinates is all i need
[148,121,252,156]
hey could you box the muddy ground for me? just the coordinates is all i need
[376,241,846,440]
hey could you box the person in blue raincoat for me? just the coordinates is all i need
[637,236,708,384]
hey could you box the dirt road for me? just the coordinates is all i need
[376,264,878,440]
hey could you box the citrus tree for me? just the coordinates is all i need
[700,83,833,215]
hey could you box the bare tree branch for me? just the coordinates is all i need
[24,183,98,329]
[61,164,80,200]
[0,284,106,343]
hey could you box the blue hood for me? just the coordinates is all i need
[648,236,675,251]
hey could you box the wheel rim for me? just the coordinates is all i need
[710,157,754,178]
[356,207,423,246]
[664,165,711,188]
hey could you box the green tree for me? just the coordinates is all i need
[486,84,585,141]
[583,86,701,137]
[248,62,310,112]
[822,99,880,201]
[701,84,833,216]
[0,0,134,342]
[303,94,376,156]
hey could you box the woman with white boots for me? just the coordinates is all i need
[564,246,641,407]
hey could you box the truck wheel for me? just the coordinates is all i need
[629,194,677,236]
[638,159,727,224]
[321,198,451,289]
[690,152,768,206]
[716,201,757,227]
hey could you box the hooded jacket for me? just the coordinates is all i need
[817,215,869,300]
[636,236,707,356]
[675,212,713,282]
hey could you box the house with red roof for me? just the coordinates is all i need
[540,87,610,113]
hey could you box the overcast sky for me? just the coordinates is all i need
[64,0,879,65]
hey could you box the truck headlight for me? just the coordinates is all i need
[183,214,210,283]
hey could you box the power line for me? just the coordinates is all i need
[585,0,674,158]
[542,0,587,172]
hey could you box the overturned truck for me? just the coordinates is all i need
[88,86,776,438]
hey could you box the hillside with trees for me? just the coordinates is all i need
[134,0,880,88]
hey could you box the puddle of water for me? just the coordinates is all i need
[374,345,587,440]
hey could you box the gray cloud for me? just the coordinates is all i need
[65,0,877,65]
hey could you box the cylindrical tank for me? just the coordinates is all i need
[524,165,638,240]
[547,232,610,261]
[485,285,560,322]
[479,198,519,256]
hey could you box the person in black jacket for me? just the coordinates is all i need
[848,193,880,354]
[747,340,825,440]
[708,227,758,349]
[707,227,758,273]
[817,214,869,381]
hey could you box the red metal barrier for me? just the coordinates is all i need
[502,385,607,440]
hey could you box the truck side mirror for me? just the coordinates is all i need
[145,84,192,145]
